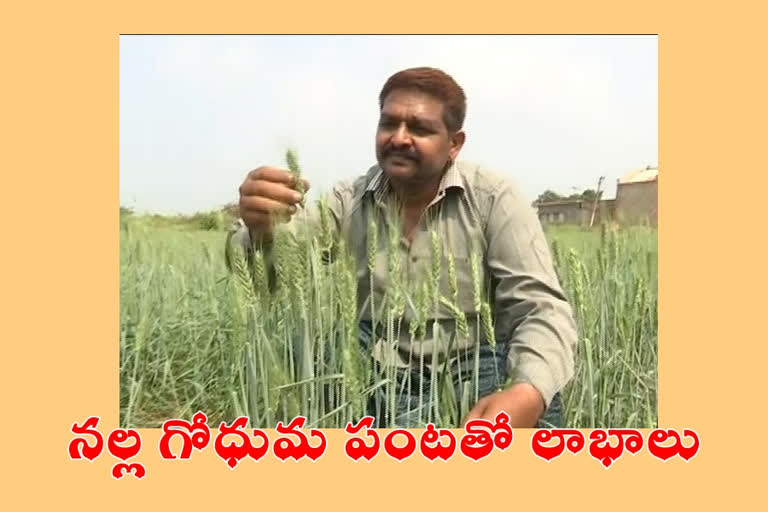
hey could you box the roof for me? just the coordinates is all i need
[619,166,658,184]
[535,199,585,208]
[534,198,615,208]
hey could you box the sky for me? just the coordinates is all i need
[120,35,657,215]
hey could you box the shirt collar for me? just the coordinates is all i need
[366,160,464,204]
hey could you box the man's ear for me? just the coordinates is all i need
[449,130,466,161]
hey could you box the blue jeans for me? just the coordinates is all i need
[359,321,563,428]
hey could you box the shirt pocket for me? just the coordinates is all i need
[408,252,481,320]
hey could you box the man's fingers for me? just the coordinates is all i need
[240,211,270,229]
[238,166,308,232]
[242,169,309,197]
[241,179,304,205]
[241,207,296,229]
[240,195,297,216]
[247,167,296,186]
[462,397,490,427]
[462,408,484,427]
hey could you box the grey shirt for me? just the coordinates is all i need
[232,160,577,407]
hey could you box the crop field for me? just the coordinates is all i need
[119,213,657,429]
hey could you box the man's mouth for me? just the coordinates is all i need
[386,152,418,165]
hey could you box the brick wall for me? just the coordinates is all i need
[615,180,657,226]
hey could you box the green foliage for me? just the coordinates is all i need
[534,188,602,204]
[535,189,565,204]
[120,217,657,429]
[547,224,658,428]
[121,208,233,232]
[578,188,600,202]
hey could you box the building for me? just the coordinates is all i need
[615,166,658,227]
[536,199,615,226]
[535,165,658,227]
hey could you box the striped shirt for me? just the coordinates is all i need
[233,160,577,407]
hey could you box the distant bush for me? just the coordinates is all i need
[121,208,235,232]
[192,211,226,231]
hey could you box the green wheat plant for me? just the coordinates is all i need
[119,158,657,429]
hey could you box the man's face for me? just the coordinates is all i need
[375,88,464,187]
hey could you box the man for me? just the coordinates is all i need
[234,67,577,428]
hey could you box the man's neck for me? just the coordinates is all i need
[389,174,442,210]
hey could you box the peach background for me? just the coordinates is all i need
[3,0,765,509]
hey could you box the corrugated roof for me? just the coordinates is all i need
[619,166,658,184]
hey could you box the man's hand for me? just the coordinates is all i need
[238,166,310,244]
[462,382,545,428]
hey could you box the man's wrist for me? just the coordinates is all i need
[248,226,274,246]
[504,382,545,421]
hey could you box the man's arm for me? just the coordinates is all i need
[465,177,577,426]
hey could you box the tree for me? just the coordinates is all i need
[535,188,602,204]
[580,189,600,202]
[535,190,564,204]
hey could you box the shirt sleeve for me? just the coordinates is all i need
[485,179,578,408]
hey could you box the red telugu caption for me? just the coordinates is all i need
[68,413,699,479]
[531,428,700,467]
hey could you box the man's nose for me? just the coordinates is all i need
[391,123,412,146]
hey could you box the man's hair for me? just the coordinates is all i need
[378,67,466,133]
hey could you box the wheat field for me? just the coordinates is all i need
[119,211,657,429]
